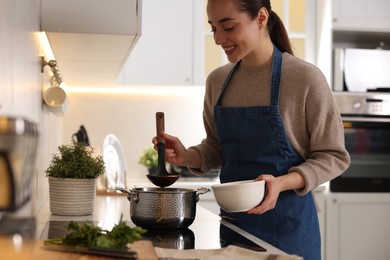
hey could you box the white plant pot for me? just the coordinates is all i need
[48,177,96,216]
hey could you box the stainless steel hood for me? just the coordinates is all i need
[41,0,141,86]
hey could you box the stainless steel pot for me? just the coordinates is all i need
[117,187,209,229]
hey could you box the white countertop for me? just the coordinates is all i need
[35,194,286,255]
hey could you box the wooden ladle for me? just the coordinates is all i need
[146,112,180,187]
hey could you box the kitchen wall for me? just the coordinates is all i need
[0,0,63,214]
[0,0,205,215]
[62,86,206,183]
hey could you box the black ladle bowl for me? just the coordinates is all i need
[146,112,180,188]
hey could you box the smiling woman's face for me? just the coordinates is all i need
[207,0,264,64]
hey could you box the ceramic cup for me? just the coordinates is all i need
[43,86,69,116]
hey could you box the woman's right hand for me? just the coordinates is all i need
[152,131,188,166]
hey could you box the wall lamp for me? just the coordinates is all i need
[41,57,68,116]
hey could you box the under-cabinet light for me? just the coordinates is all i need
[65,86,205,97]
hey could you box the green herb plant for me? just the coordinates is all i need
[44,216,147,249]
[46,141,105,179]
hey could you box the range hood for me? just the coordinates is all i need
[41,0,141,86]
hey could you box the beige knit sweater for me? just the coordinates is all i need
[189,52,350,195]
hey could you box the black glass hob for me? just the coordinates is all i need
[40,220,266,252]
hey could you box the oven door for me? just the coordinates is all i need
[330,116,390,192]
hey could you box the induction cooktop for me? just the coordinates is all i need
[40,220,266,252]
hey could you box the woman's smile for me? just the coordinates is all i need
[223,45,237,55]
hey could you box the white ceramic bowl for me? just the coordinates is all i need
[211,180,265,213]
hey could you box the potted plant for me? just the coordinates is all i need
[46,141,105,216]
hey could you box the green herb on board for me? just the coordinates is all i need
[44,216,147,249]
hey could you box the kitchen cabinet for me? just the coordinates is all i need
[117,0,203,86]
[41,0,141,85]
[330,0,390,89]
[314,187,325,260]
[332,0,390,32]
[118,0,318,86]
[326,193,390,260]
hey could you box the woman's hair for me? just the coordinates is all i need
[237,0,294,55]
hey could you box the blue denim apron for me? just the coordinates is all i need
[214,47,321,259]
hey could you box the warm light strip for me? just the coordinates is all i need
[39,32,55,61]
[64,86,205,97]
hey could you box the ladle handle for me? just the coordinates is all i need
[156,112,165,144]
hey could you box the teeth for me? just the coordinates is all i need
[224,46,234,51]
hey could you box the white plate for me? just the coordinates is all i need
[102,134,127,190]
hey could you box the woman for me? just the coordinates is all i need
[153,0,350,259]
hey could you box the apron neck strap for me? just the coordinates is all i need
[270,46,283,106]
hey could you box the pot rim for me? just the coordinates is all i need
[116,186,209,196]
[132,187,195,193]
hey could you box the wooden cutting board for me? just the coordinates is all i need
[0,238,158,260]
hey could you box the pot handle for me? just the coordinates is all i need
[115,187,139,202]
[195,187,210,202]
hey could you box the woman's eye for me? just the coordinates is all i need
[209,25,234,33]
[224,25,235,31]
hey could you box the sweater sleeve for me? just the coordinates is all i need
[288,64,350,195]
[187,67,228,175]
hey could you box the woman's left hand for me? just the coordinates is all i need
[247,174,283,215]
[247,171,306,215]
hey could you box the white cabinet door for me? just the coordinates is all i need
[314,188,325,260]
[326,193,390,260]
[117,0,199,85]
[332,0,390,32]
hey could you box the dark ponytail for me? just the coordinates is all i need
[237,0,294,55]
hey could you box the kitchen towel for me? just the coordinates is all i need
[344,48,390,92]
[155,245,303,260]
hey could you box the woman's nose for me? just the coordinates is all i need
[213,31,227,45]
